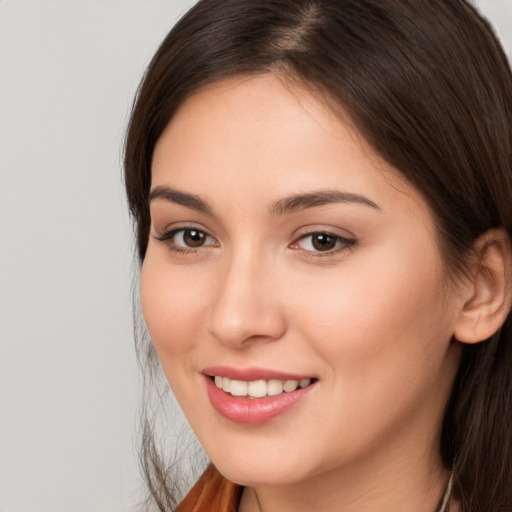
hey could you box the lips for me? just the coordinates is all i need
[213,375,312,398]
[203,366,317,425]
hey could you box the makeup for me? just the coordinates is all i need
[203,367,317,425]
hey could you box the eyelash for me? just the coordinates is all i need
[155,228,218,254]
[291,232,357,257]
[155,228,356,257]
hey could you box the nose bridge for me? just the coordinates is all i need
[208,243,286,347]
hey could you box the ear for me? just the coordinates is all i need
[454,228,512,344]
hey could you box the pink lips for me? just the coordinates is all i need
[203,366,317,425]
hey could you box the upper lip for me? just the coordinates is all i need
[202,366,315,381]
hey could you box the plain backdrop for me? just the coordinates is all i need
[0,1,510,511]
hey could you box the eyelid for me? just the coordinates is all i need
[152,223,356,257]
[289,229,357,256]
[154,225,219,253]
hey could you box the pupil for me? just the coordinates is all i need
[312,233,336,251]
[184,230,205,247]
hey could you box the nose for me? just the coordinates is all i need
[207,249,287,348]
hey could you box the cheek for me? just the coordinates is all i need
[293,243,453,380]
[283,246,457,458]
[140,254,210,358]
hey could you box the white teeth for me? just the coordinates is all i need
[267,379,284,396]
[222,377,231,393]
[213,376,313,398]
[283,379,299,392]
[230,380,247,396]
[300,378,311,388]
[248,380,267,398]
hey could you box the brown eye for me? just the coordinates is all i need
[182,229,207,247]
[311,233,337,251]
[155,227,218,251]
[293,231,356,255]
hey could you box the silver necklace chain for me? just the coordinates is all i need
[438,469,455,512]
[250,469,455,512]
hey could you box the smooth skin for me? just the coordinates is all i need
[141,75,511,512]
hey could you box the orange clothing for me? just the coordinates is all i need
[177,464,243,512]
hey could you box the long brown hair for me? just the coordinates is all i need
[124,1,512,510]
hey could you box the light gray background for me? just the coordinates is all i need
[0,1,510,511]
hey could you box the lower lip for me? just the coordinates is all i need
[205,376,316,425]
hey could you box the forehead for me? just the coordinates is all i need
[151,74,427,222]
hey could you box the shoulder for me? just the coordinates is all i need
[177,464,243,512]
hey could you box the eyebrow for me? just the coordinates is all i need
[149,186,214,215]
[149,186,380,216]
[270,189,381,215]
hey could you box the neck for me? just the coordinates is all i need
[239,451,451,512]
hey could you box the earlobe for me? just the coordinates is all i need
[454,229,512,344]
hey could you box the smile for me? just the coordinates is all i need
[213,376,312,398]
[204,371,317,425]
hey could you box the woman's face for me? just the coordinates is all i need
[142,75,463,487]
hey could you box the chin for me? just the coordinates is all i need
[208,447,314,487]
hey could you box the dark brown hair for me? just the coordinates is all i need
[124,1,512,510]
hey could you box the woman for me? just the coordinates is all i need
[124,0,512,510]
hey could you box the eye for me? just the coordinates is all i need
[291,232,356,254]
[174,229,211,248]
[155,228,218,251]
